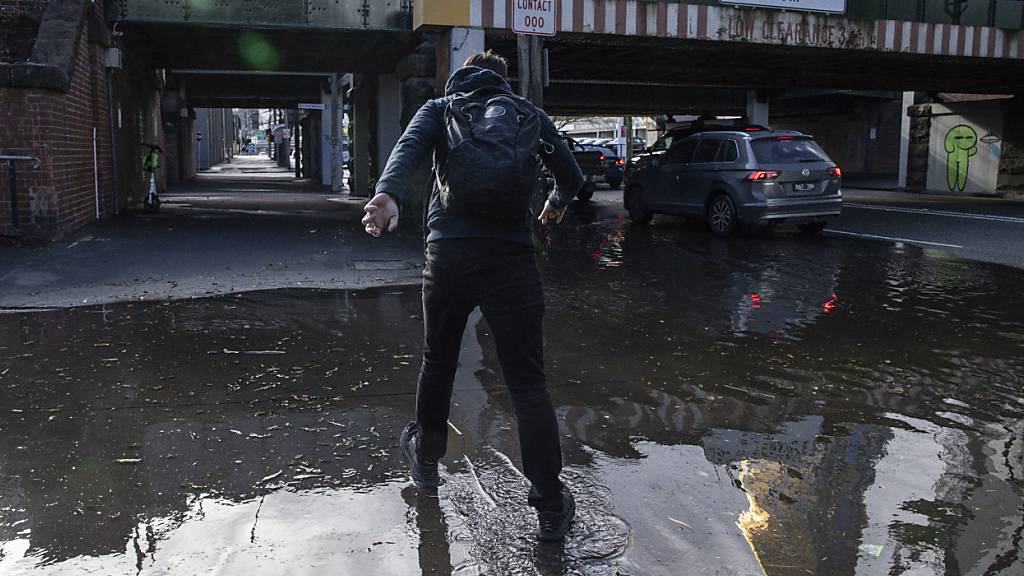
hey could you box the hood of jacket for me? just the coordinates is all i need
[444,66,513,96]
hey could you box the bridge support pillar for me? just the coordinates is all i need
[898,91,915,189]
[746,90,769,127]
[390,38,440,231]
[350,73,376,197]
[377,74,402,180]
[999,95,1024,194]
[438,27,484,82]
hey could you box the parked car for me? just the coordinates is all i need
[540,135,604,201]
[582,144,624,190]
[625,128,842,236]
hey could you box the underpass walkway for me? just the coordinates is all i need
[0,155,421,310]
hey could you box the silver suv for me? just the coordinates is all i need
[625,128,842,236]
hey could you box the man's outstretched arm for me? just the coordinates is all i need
[536,112,584,224]
[363,101,443,236]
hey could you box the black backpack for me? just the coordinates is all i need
[438,88,542,222]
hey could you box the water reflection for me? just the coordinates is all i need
[1,214,1023,574]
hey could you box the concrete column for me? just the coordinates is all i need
[330,75,341,191]
[897,91,914,189]
[452,27,485,71]
[442,27,485,81]
[399,38,440,232]
[746,90,769,127]
[294,115,302,179]
[351,74,375,197]
[377,74,402,176]
[998,95,1024,194]
[905,104,932,191]
[320,88,339,187]
[196,109,209,171]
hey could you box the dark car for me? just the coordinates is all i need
[582,144,624,190]
[539,135,604,202]
[625,128,842,236]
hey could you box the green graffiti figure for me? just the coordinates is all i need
[944,125,977,192]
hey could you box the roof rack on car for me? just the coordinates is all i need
[667,124,770,134]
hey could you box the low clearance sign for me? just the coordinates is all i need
[720,0,846,14]
[514,0,556,36]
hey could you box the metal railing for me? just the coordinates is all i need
[1,155,41,235]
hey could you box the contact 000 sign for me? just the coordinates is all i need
[513,0,556,36]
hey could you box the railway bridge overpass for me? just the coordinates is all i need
[2,0,1023,238]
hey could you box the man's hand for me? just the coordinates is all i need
[538,200,568,225]
[362,193,399,237]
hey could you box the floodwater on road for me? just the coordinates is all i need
[1,215,1022,575]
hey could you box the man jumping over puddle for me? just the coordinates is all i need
[361,50,583,542]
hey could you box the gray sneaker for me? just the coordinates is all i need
[536,487,575,542]
[399,422,441,495]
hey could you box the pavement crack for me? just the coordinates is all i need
[250,495,266,544]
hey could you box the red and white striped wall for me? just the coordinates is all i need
[466,0,1024,60]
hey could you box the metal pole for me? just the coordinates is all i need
[624,116,633,164]
[8,162,17,230]
[107,72,120,215]
[529,36,544,106]
[331,73,340,193]
[93,127,100,220]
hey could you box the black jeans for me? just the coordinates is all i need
[415,238,564,511]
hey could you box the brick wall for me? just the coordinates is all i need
[0,0,114,239]
[0,88,60,233]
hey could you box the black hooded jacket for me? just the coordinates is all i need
[374,66,584,246]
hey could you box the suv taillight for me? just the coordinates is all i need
[828,167,842,178]
[615,159,624,167]
[745,170,781,182]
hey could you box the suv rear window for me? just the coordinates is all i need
[752,137,829,164]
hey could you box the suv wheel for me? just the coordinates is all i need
[707,194,738,237]
[626,186,652,224]
[607,177,622,190]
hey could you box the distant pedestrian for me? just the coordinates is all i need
[361,50,583,542]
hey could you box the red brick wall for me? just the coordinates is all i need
[0,88,61,235]
[0,0,114,239]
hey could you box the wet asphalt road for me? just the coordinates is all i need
[1,186,1023,575]
[829,189,1024,269]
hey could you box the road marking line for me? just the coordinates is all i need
[826,229,964,249]
[845,203,1024,224]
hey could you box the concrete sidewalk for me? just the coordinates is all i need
[0,159,423,309]
[844,187,1024,219]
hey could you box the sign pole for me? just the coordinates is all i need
[512,0,554,105]
[517,34,530,100]
[529,35,544,107]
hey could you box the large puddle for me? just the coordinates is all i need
[1,217,1022,575]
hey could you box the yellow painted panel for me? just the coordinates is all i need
[414,0,470,30]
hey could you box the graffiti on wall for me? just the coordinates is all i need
[944,125,978,192]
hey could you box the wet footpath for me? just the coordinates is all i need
[1,205,1022,575]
